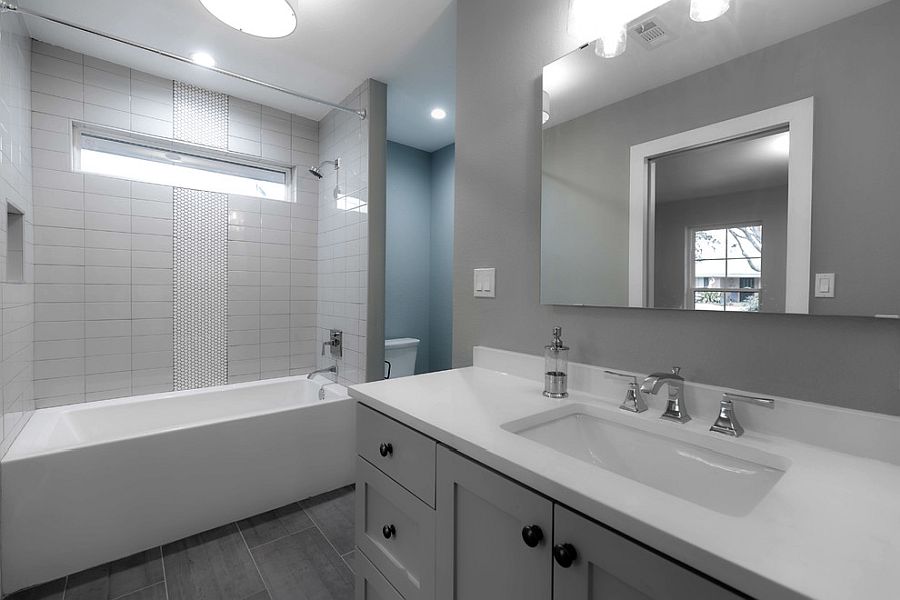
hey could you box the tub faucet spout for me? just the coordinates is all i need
[307,365,337,382]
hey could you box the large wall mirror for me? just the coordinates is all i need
[541,0,900,317]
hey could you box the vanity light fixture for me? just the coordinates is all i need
[690,0,732,23]
[199,0,297,38]
[594,23,628,58]
[431,107,448,120]
[190,52,216,68]
[542,91,551,124]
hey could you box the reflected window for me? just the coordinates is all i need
[689,224,762,312]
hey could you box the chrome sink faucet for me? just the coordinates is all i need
[710,393,775,437]
[641,367,690,424]
[604,371,648,413]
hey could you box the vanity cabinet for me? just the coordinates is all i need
[553,505,744,599]
[355,403,746,600]
[435,445,553,600]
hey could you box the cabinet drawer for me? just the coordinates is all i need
[357,456,435,600]
[356,549,405,600]
[357,403,436,506]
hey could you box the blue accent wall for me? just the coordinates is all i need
[385,141,455,374]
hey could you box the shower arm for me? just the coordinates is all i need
[0,0,367,121]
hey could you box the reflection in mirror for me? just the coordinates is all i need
[652,131,788,313]
[541,0,900,318]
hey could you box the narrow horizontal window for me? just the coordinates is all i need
[73,125,290,201]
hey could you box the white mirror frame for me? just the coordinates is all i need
[628,97,815,314]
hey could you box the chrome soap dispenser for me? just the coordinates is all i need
[543,326,569,398]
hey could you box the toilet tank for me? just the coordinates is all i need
[384,338,419,378]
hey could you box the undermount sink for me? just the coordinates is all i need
[502,403,789,517]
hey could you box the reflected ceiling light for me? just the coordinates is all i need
[190,52,216,68]
[771,132,790,156]
[690,0,732,23]
[542,91,551,124]
[594,23,628,58]
[200,0,297,38]
[431,108,447,120]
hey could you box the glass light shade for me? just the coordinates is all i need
[690,0,732,23]
[200,0,297,38]
[542,91,551,124]
[594,24,628,58]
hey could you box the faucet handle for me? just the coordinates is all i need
[605,371,648,413]
[710,393,775,438]
[722,393,775,409]
[671,366,683,378]
[604,370,638,385]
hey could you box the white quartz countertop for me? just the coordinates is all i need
[349,364,900,600]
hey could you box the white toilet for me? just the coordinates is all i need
[384,338,420,378]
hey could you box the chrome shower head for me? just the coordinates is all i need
[309,158,340,180]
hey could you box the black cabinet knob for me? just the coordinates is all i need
[382,524,396,539]
[553,543,577,568]
[379,442,393,457]
[521,525,544,548]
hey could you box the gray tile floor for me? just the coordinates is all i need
[9,486,356,600]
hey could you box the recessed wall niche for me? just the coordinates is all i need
[6,202,24,283]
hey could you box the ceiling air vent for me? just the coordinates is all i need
[631,17,677,50]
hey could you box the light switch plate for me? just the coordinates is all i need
[815,273,835,298]
[474,268,496,298]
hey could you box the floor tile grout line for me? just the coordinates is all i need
[302,506,349,566]
[235,519,272,599]
[110,580,163,600]
[158,544,170,600]
[241,523,320,552]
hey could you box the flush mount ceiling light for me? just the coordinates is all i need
[431,108,447,120]
[200,0,297,38]
[542,91,551,124]
[190,52,216,67]
[690,0,732,22]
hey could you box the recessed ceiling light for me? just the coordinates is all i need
[431,108,447,120]
[690,0,732,23]
[190,52,216,68]
[200,0,297,38]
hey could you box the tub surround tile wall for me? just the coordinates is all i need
[0,12,34,457]
[29,42,321,406]
[317,82,371,386]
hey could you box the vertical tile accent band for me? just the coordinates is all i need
[173,189,229,389]
[173,82,229,389]
[173,81,230,148]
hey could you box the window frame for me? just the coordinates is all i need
[71,122,295,202]
[686,221,764,312]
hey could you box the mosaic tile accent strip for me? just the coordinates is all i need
[173,188,229,390]
[173,81,229,148]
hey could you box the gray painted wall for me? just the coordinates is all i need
[454,0,900,415]
[385,141,455,374]
[430,144,455,371]
[654,186,788,313]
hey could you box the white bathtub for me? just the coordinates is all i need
[0,375,355,594]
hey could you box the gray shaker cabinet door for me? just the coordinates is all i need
[435,445,553,600]
[553,505,746,600]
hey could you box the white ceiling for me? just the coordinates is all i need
[543,0,893,126]
[386,1,456,152]
[655,131,789,203]
[18,0,455,131]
